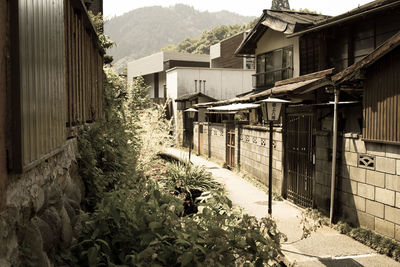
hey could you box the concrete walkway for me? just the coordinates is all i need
[164,148,400,267]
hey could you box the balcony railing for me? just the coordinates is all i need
[252,67,294,88]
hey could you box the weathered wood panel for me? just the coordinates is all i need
[211,33,245,69]
[65,0,103,133]
[300,10,400,75]
[0,0,8,210]
[7,0,103,173]
[363,46,400,144]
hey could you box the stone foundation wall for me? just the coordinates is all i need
[315,132,400,241]
[238,126,284,194]
[0,139,84,267]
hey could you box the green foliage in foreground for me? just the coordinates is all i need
[335,221,400,262]
[78,68,148,209]
[74,65,284,266]
[72,180,284,266]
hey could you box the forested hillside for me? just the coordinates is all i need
[162,22,256,55]
[105,4,255,71]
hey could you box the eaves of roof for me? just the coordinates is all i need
[288,0,400,37]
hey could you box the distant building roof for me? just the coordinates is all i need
[127,51,210,77]
[235,10,329,56]
[194,68,333,108]
[289,0,400,37]
[175,92,217,102]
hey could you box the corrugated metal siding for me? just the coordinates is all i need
[0,0,8,210]
[18,0,66,168]
[363,46,400,144]
[65,0,103,132]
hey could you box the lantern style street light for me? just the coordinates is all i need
[184,108,198,163]
[261,97,290,215]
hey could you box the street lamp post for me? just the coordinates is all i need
[261,97,290,215]
[184,108,198,163]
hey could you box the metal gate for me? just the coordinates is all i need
[226,128,235,169]
[286,113,314,208]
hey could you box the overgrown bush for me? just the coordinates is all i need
[163,162,221,196]
[72,175,285,266]
[77,68,147,209]
[75,47,285,266]
[335,221,400,262]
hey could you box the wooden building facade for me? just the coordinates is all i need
[6,0,104,173]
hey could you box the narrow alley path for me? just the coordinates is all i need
[163,148,400,267]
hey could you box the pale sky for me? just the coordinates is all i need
[104,0,373,18]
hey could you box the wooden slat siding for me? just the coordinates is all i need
[16,0,66,171]
[67,1,73,129]
[79,12,83,123]
[220,33,245,68]
[74,9,78,124]
[65,0,103,130]
[0,0,8,210]
[300,35,321,75]
[98,53,103,118]
[363,46,400,144]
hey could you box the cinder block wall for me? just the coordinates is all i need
[315,132,400,241]
[208,124,226,162]
[203,123,210,157]
[238,126,284,194]
[193,123,199,152]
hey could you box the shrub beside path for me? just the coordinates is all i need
[164,147,400,267]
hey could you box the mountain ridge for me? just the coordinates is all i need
[104,4,256,71]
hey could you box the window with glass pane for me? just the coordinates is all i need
[255,46,293,88]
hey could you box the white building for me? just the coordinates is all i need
[127,51,210,103]
[167,67,255,145]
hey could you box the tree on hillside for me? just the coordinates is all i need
[162,19,257,55]
[271,0,290,10]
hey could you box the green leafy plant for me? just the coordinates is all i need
[334,221,400,262]
[74,40,285,266]
[88,11,115,63]
[163,162,221,197]
[77,68,148,209]
[73,176,285,266]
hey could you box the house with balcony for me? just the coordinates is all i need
[192,0,400,242]
[235,10,329,91]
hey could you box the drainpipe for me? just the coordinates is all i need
[329,87,340,224]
